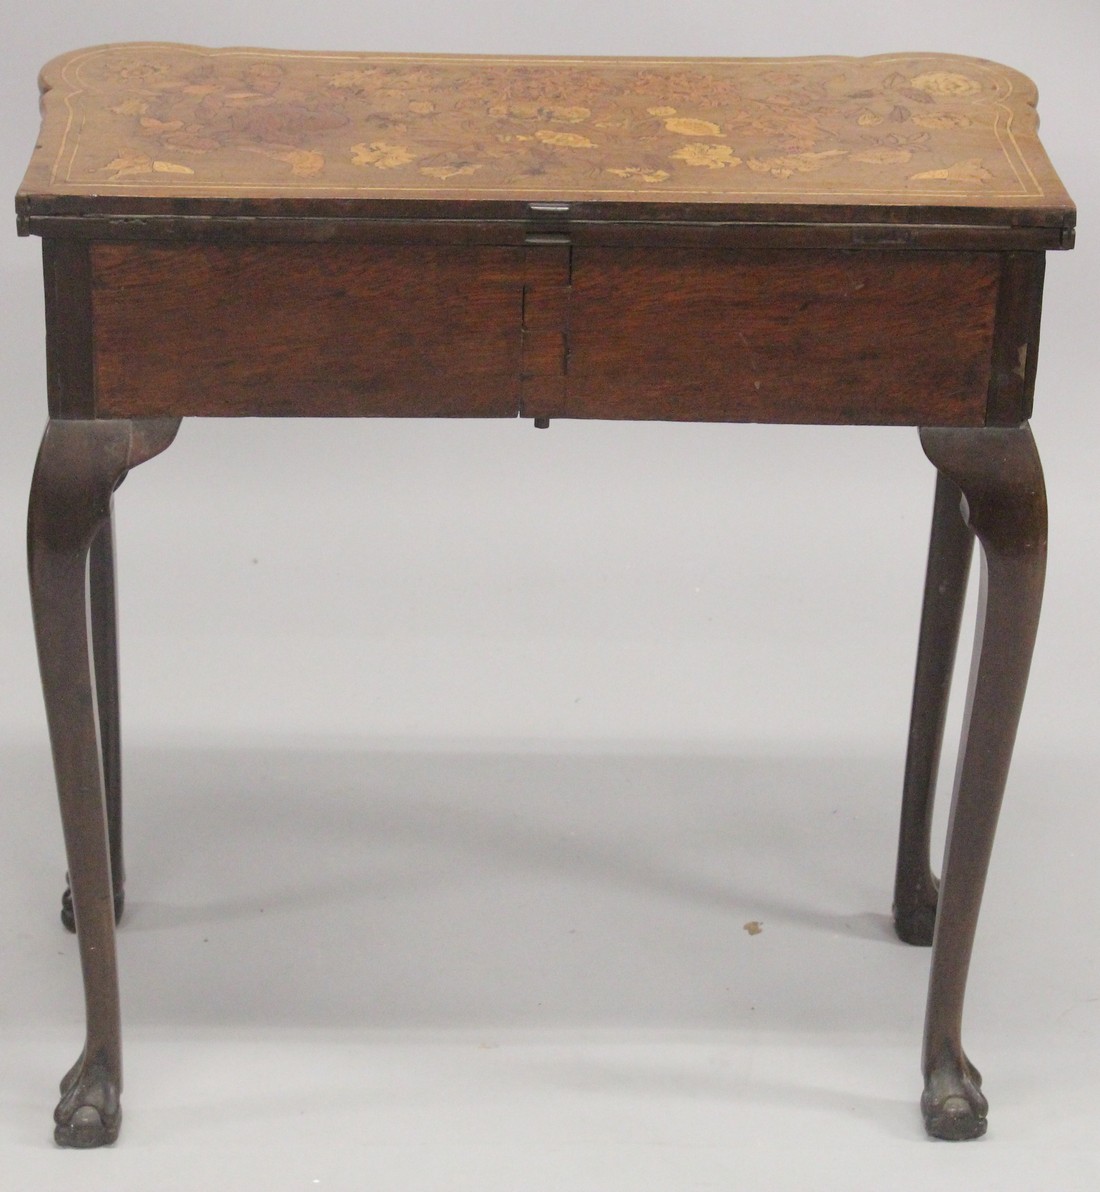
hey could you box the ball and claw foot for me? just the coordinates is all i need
[922,1054,987,1141]
[61,883,125,933]
[893,896,937,947]
[55,1057,121,1148]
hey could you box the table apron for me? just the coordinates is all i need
[42,239,1042,426]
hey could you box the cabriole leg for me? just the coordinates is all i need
[29,417,179,1147]
[915,424,1046,1141]
[61,508,124,932]
[894,471,975,945]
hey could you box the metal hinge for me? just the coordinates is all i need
[526,202,571,244]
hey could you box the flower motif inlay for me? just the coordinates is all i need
[30,46,1048,201]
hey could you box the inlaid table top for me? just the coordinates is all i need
[17,43,1074,242]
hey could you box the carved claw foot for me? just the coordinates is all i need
[893,890,937,947]
[55,1054,121,1148]
[61,882,124,933]
[922,1052,987,1141]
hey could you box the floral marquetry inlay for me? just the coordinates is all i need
[21,44,1068,213]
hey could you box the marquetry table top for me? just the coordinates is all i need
[17,43,1074,233]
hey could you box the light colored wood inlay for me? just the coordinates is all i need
[18,44,1072,209]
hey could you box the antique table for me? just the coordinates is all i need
[16,44,1074,1147]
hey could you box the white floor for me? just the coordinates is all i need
[3,740,1099,1190]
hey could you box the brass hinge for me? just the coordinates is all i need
[526,201,571,244]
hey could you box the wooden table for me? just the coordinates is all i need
[16,44,1074,1148]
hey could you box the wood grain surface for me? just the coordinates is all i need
[17,44,1074,234]
[85,240,1017,425]
[91,243,525,416]
[557,248,1000,425]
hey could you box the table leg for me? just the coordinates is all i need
[61,509,124,932]
[915,424,1046,1141]
[894,471,975,945]
[28,417,179,1148]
